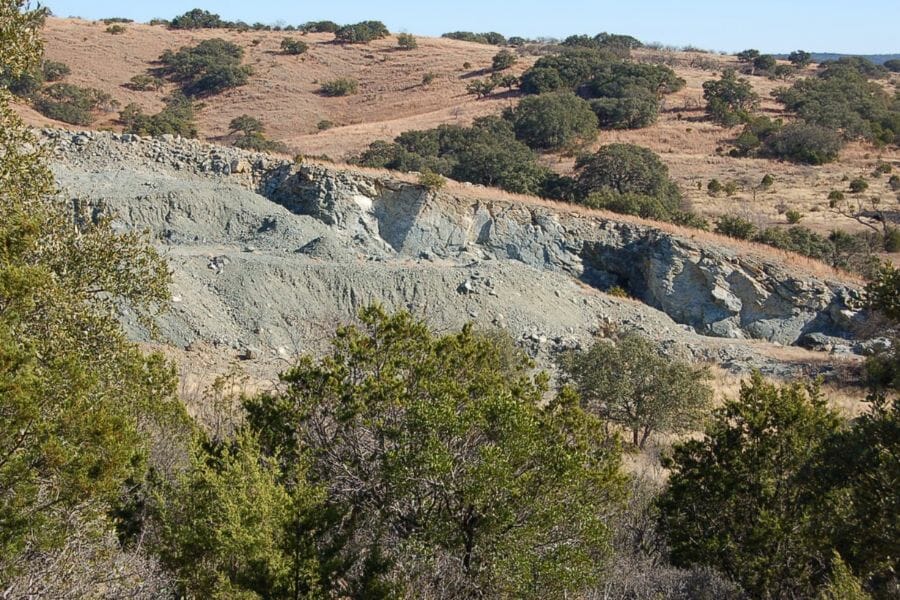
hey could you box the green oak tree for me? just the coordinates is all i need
[702,69,759,126]
[506,91,598,150]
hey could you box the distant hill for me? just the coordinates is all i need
[16,18,900,243]
[775,52,900,65]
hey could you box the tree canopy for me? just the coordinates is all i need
[334,20,389,44]
[576,144,683,212]
[559,335,713,448]
[156,38,252,97]
[702,69,759,127]
[518,49,682,131]
[235,306,627,598]
[659,373,899,599]
[659,375,845,598]
[506,91,599,150]
[353,117,550,195]
[773,65,899,145]
[1,0,189,589]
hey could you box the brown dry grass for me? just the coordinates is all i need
[20,18,899,262]
[551,49,900,240]
[25,18,528,158]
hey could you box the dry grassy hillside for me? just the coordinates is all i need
[17,17,900,241]
[21,18,522,152]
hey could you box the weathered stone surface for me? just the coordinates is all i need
[261,162,863,346]
[42,129,870,378]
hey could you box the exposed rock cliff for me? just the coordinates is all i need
[269,163,864,345]
[42,129,869,376]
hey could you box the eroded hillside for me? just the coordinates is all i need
[45,129,875,380]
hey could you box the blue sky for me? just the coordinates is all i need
[44,1,899,54]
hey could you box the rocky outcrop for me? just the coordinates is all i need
[42,129,868,376]
[264,162,865,346]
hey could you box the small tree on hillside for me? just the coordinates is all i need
[789,49,812,67]
[169,8,227,29]
[334,21,389,44]
[320,77,358,96]
[764,122,843,164]
[715,215,758,240]
[590,87,659,129]
[127,73,164,91]
[280,38,308,55]
[396,32,417,50]
[702,69,759,126]
[41,59,69,81]
[752,54,776,72]
[224,114,286,152]
[492,48,517,71]
[157,38,252,96]
[736,48,760,63]
[559,334,713,448]
[466,78,497,98]
[492,72,519,91]
[228,114,264,136]
[33,83,116,125]
[866,264,900,322]
[120,94,198,138]
[575,143,680,201]
[506,91,598,150]
[519,66,564,94]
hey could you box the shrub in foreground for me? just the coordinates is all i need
[659,373,900,599]
[182,307,629,598]
[0,5,190,589]
[659,375,843,599]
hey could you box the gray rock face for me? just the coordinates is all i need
[42,129,868,376]
[263,163,864,346]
